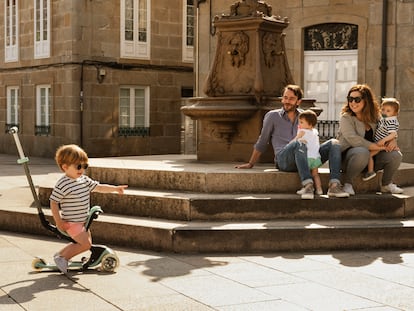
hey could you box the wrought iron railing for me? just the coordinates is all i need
[316,120,339,141]
[118,127,150,137]
[35,125,51,136]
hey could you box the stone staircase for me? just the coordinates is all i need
[10,155,414,253]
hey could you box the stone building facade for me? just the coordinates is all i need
[195,0,414,163]
[0,0,194,157]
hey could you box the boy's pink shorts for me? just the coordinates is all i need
[61,222,86,238]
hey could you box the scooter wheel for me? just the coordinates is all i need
[100,253,119,272]
[32,257,46,271]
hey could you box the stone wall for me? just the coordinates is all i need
[0,0,193,158]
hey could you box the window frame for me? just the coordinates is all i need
[182,0,194,62]
[120,0,151,59]
[118,86,150,137]
[4,0,19,62]
[6,86,20,128]
[34,0,51,59]
[35,84,52,135]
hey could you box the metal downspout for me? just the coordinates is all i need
[80,61,85,148]
[380,0,388,97]
[196,0,207,96]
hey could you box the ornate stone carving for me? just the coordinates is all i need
[304,23,358,51]
[230,0,272,17]
[262,32,283,68]
[227,31,249,68]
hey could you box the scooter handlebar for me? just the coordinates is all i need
[8,126,18,134]
[8,126,26,160]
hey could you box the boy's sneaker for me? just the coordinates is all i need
[343,183,355,196]
[381,183,403,194]
[362,171,376,181]
[300,183,314,200]
[327,183,350,198]
[54,253,68,273]
[316,188,323,195]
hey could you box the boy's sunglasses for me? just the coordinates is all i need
[347,96,363,103]
[75,163,89,170]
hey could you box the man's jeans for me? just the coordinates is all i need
[276,140,313,186]
[319,139,341,184]
[276,138,341,186]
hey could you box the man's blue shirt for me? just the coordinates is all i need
[254,107,300,162]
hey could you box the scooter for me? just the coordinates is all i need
[9,127,119,273]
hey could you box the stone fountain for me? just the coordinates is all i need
[182,0,316,162]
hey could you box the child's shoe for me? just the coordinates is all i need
[54,253,68,273]
[296,187,306,195]
[362,171,376,181]
[300,183,314,200]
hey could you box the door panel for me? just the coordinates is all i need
[304,50,357,120]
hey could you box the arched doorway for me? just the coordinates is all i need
[303,23,358,138]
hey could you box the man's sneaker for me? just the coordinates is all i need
[362,171,376,181]
[327,183,350,198]
[54,253,68,273]
[381,183,403,194]
[343,183,355,196]
[300,183,314,200]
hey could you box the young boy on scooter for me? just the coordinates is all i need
[50,144,127,273]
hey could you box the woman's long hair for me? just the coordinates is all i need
[341,84,381,124]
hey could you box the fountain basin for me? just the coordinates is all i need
[181,96,258,122]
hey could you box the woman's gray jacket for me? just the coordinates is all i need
[337,113,377,152]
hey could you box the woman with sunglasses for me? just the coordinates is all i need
[50,144,128,273]
[337,84,403,195]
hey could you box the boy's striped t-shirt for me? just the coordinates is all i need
[374,116,399,142]
[50,175,99,222]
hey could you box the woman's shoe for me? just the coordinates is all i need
[381,183,403,194]
[343,183,355,196]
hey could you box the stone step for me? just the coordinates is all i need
[85,155,414,194]
[14,154,414,253]
[38,185,414,221]
[2,205,414,253]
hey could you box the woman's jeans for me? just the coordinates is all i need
[343,147,402,185]
[276,138,342,186]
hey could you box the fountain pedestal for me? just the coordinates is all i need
[182,0,314,162]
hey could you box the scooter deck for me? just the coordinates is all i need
[32,246,119,273]
[32,258,88,272]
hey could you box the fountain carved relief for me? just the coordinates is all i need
[182,0,314,161]
[201,2,293,100]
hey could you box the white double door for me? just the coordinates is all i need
[304,50,358,121]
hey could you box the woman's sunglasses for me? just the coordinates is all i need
[74,163,89,170]
[347,96,363,103]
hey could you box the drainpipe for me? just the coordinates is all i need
[194,0,207,152]
[196,0,207,96]
[380,0,388,97]
[79,61,85,148]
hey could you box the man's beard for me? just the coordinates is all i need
[283,103,298,112]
